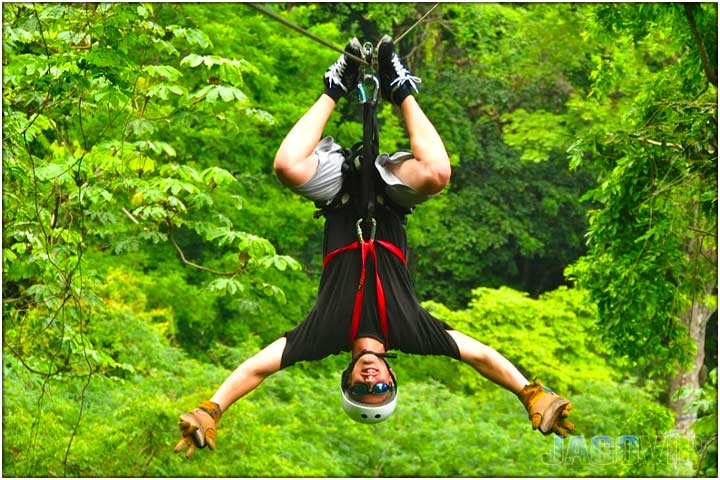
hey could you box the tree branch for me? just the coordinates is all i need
[121,207,139,224]
[169,233,243,276]
[684,3,718,87]
[5,343,63,377]
[634,135,684,151]
[687,225,718,238]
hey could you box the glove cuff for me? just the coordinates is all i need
[518,380,544,411]
[197,400,223,424]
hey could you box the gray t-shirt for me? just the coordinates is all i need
[291,136,431,209]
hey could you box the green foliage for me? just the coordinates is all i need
[403,3,598,306]
[4,281,693,477]
[2,2,297,356]
[2,4,320,473]
[692,368,718,477]
[408,150,593,307]
[565,4,718,376]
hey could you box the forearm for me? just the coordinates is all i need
[210,337,286,412]
[448,330,528,395]
[387,96,451,195]
[274,94,337,188]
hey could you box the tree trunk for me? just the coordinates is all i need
[669,294,714,436]
[669,224,716,436]
[683,3,718,87]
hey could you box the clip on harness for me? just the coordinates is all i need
[322,41,407,346]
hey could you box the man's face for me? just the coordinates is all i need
[347,353,394,405]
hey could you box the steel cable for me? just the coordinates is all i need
[394,3,440,44]
[247,3,440,64]
[247,3,369,65]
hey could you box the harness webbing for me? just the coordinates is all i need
[323,239,407,345]
[359,94,379,222]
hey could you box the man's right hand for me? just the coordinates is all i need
[173,401,223,458]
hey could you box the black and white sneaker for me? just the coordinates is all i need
[377,35,421,105]
[323,37,363,102]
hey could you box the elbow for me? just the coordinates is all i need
[253,366,274,381]
[245,356,278,380]
[465,345,494,372]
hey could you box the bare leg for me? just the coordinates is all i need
[447,330,528,395]
[273,94,337,189]
[385,95,451,195]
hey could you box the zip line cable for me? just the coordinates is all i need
[247,3,440,65]
[395,3,440,44]
[247,3,369,65]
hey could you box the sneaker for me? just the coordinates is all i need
[324,37,363,102]
[377,35,421,105]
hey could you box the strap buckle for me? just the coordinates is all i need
[356,217,376,242]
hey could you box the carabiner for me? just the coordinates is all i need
[362,41,373,64]
[358,83,368,103]
[358,73,380,105]
[355,217,377,242]
[357,42,380,105]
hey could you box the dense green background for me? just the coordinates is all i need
[2,3,717,477]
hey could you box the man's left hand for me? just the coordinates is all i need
[173,401,222,458]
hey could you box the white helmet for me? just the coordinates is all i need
[340,350,398,424]
[340,383,398,424]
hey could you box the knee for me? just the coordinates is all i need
[428,162,451,191]
[415,161,451,195]
[272,151,293,178]
[273,152,308,188]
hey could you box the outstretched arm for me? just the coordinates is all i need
[273,94,337,189]
[174,337,287,458]
[447,330,575,437]
[210,337,287,412]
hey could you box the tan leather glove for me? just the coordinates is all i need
[518,381,575,437]
[173,400,223,458]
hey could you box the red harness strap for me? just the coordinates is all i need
[323,239,407,344]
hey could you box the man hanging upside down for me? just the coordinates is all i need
[174,36,575,458]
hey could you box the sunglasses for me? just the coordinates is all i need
[348,382,393,396]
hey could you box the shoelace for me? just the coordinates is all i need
[325,55,349,92]
[389,54,421,92]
